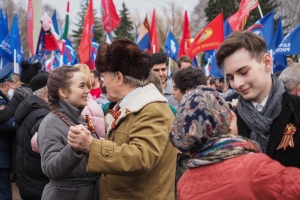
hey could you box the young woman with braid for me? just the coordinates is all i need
[37,66,99,200]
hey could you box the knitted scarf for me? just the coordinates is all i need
[187,134,261,168]
[237,75,285,153]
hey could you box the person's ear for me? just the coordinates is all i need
[58,88,67,98]
[263,53,272,72]
[116,71,123,86]
[296,84,300,96]
[185,87,190,94]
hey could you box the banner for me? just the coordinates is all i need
[178,10,190,58]
[150,9,158,53]
[186,13,224,59]
[101,0,120,33]
[228,0,259,31]
[135,15,151,52]
[79,0,94,69]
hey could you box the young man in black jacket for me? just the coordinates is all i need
[216,31,300,168]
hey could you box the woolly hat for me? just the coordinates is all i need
[170,85,231,153]
[20,61,42,83]
[30,73,49,92]
[95,39,151,80]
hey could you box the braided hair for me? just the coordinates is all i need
[47,65,81,127]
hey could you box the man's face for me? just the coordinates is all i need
[180,62,191,69]
[171,82,185,104]
[223,48,272,103]
[100,72,121,102]
[1,81,15,92]
[152,63,168,84]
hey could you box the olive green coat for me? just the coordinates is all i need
[87,83,177,200]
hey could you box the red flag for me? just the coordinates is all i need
[79,0,94,69]
[228,0,259,31]
[178,10,191,57]
[101,0,121,33]
[186,13,224,59]
[27,0,34,56]
[150,9,158,53]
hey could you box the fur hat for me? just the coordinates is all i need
[20,60,42,83]
[170,85,231,153]
[95,39,151,80]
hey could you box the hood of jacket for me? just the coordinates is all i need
[15,95,49,125]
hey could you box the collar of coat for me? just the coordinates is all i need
[106,83,167,133]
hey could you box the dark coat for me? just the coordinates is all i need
[0,90,17,169]
[236,91,300,168]
[14,95,50,198]
[0,84,32,122]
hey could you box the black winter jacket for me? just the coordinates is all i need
[14,95,50,196]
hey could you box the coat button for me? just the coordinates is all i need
[105,152,109,157]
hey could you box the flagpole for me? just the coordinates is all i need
[14,49,17,73]
[258,4,264,18]
[0,57,2,70]
[168,57,171,77]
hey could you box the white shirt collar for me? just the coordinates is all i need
[251,95,269,112]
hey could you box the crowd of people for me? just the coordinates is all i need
[0,31,300,200]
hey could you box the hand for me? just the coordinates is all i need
[68,124,93,154]
[231,99,238,108]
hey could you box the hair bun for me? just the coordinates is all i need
[20,60,30,70]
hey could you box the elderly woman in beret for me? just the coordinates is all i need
[170,85,300,200]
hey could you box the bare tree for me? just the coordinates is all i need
[130,9,142,40]
[190,0,209,37]
[276,0,300,32]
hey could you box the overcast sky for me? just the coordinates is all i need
[40,0,198,31]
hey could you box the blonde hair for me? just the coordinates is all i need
[74,64,92,89]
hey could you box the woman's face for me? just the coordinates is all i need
[61,71,90,108]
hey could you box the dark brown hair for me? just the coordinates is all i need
[172,66,206,94]
[216,31,267,68]
[47,65,81,126]
[177,55,192,69]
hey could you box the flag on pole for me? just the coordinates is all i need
[272,17,287,72]
[100,0,120,33]
[90,38,98,70]
[178,10,190,58]
[0,11,11,63]
[228,0,259,31]
[275,23,300,55]
[186,13,224,59]
[63,38,78,65]
[10,14,24,64]
[59,1,69,54]
[135,15,151,52]
[246,11,274,50]
[35,27,46,69]
[164,29,179,61]
[224,17,232,38]
[45,10,60,55]
[27,0,34,56]
[41,12,60,51]
[150,9,158,53]
[79,0,94,69]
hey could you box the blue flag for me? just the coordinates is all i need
[224,17,232,39]
[272,17,287,73]
[205,50,224,78]
[0,12,12,63]
[63,38,77,65]
[35,27,46,69]
[164,29,179,61]
[10,14,24,64]
[275,23,300,55]
[246,11,274,50]
[0,10,8,44]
